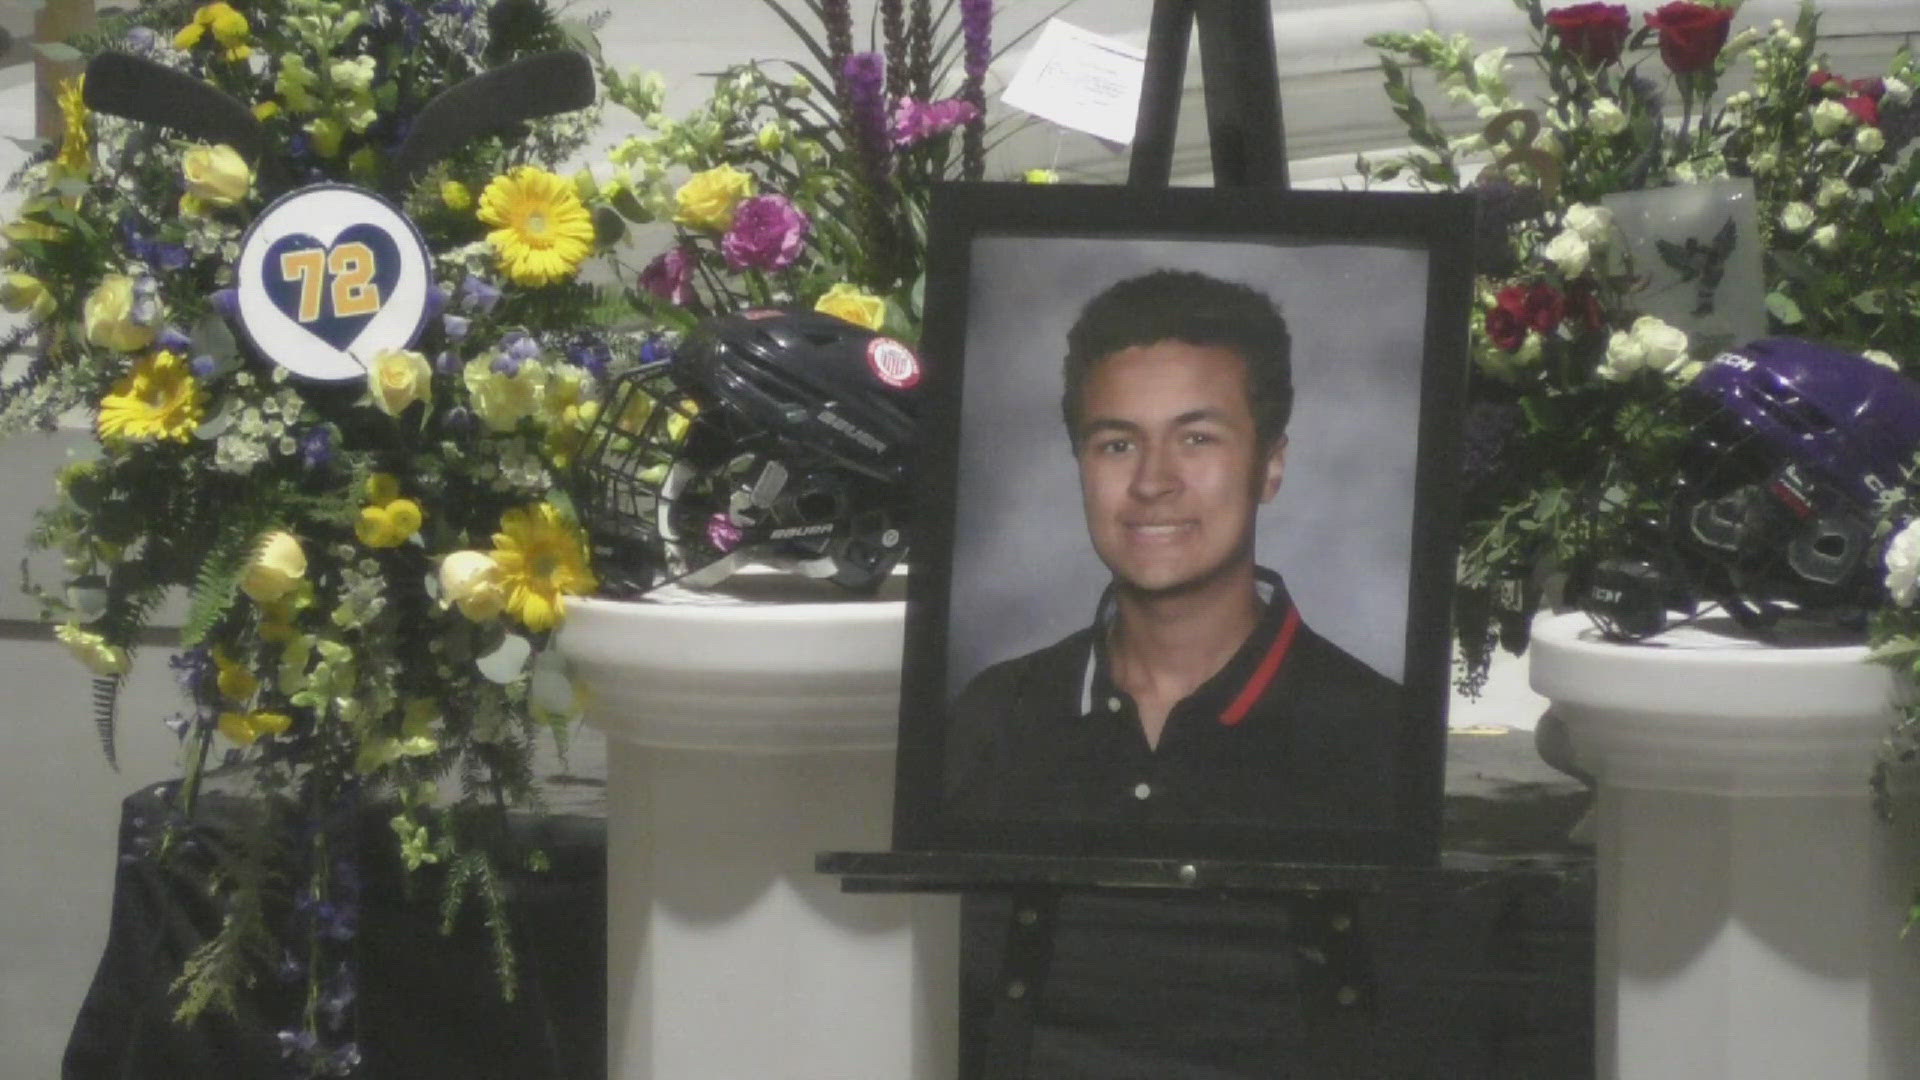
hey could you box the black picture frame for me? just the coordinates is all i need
[890,183,1476,867]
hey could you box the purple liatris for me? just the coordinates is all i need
[959,0,992,85]
[889,96,982,147]
[638,246,696,306]
[721,194,810,271]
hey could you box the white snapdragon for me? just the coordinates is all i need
[1886,520,1920,606]
[1587,98,1628,136]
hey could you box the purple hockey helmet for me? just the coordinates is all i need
[1583,339,1920,640]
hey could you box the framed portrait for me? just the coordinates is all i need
[889,183,1476,866]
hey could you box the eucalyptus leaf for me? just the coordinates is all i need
[1764,291,1804,326]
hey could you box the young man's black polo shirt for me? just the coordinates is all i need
[945,568,1399,830]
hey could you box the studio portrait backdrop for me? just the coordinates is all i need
[894,184,1475,865]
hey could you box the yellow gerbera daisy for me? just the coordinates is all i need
[476,166,595,287]
[97,351,206,443]
[489,502,597,632]
[56,76,90,176]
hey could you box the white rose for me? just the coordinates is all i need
[1885,520,1920,606]
[1810,224,1840,251]
[1863,349,1900,370]
[1883,78,1913,107]
[1588,98,1628,136]
[1816,176,1852,208]
[1631,315,1690,373]
[1854,127,1886,155]
[1599,330,1646,380]
[368,348,432,417]
[1542,230,1591,276]
[439,551,507,621]
[1563,204,1613,245]
[1779,201,1816,233]
[1810,98,1851,137]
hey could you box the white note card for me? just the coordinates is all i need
[999,19,1146,145]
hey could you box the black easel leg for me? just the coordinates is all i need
[1296,891,1377,1076]
[976,888,1060,1080]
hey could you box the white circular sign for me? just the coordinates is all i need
[233,184,433,382]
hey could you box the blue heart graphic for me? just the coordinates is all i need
[261,223,403,352]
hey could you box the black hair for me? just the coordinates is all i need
[1060,269,1293,448]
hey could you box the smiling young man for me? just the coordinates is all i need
[945,269,1401,829]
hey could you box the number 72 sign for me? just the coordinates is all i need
[234,185,434,382]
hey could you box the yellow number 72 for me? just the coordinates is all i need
[277,241,384,323]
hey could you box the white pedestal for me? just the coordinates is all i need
[559,577,956,1080]
[1529,612,1920,1080]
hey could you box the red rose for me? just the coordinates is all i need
[1545,3,1632,67]
[1486,287,1530,352]
[1840,94,1880,126]
[1643,2,1735,75]
[1521,284,1565,333]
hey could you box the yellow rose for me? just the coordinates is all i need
[673,164,755,232]
[0,272,54,320]
[182,144,252,208]
[368,347,432,416]
[241,531,307,604]
[814,283,887,331]
[83,274,158,353]
[439,550,507,621]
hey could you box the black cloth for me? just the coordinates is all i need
[63,784,606,1080]
[946,568,1401,830]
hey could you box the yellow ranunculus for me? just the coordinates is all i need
[441,180,472,211]
[814,282,887,331]
[242,531,307,604]
[368,348,432,417]
[83,274,159,353]
[439,550,507,621]
[356,498,423,548]
[182,144,252,208]
[672,164,755,232]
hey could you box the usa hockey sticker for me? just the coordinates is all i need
[866,337,921,389]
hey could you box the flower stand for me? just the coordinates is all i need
[1529,612,1920,1080]
[558,578,955,1080]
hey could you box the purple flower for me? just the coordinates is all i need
[844,52,891,153]
[721,194,811,271]
[500,330,540,363]
[209,288,239,321]
[434,350,462,376]
[707,512,744,553]
[188,354,217,380]
[640,335,673,365]
[298,426,335,470]
[459,276,502,314]
[156,326,192,353]
[567,337,613,379]
[638,247,696,306]
[442,313,471,340]
[889,96,982,147]
[491,354,522,377]
[169,648,215,706]
[125,26,159,50]
[959,0,992,84]
[424,284,447,321]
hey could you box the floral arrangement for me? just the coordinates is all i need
[588,0,999,340]
[0,0,1020,1070]
[1363,0,1920,689]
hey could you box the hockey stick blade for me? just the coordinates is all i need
[385,50,596,192]
[83,52,266,162]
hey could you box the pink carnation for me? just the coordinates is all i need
[639,245,697,306]
[720,194,810,271]
[889,96,983,148]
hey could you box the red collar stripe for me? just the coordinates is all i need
[1219,604,1300,727]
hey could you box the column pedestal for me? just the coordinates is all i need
[1529,613,1920,1080]
[561,578,955,1080]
